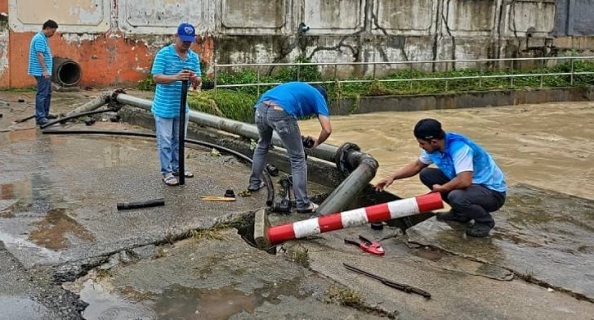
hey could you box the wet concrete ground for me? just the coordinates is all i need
[1,90,594,319]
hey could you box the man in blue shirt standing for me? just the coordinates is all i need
[375,118,506,237]
[151,22,201,186]
[28,20,58,126]
[248,82,332,214]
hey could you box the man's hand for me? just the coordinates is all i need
[374,176,395,192]
[176,70,192,81]
[191,75,202,90]
[431,184,447,193]
[43,70,50,79]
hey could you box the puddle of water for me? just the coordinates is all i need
[0,230,62,263]
[0,296,54,319]
[77,277,305,320]
[155,285,255,320]
[413,246,445,261]
[78,279,157,320]
[28,208,95,250]
[0,180,33,213]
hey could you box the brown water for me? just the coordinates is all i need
[300,101,594,200]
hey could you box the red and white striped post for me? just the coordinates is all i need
[267,192,443,245]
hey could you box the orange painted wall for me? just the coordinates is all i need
[7,31,214,88]
[1,0,215,89]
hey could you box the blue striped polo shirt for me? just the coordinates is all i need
[28,32,52,76]
[151,44,201,118]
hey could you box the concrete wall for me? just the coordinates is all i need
[0,0,593,88]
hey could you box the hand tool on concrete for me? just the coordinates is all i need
[117,198,165,211]
[344,235,385,256]
[343,263,431,299]
[201,196,236,202]
[13,115,34,124]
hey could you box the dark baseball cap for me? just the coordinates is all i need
[414,118,444,140]
[177,23,196,42]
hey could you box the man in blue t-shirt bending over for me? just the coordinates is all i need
[375,118,506,237]
[248,82,332,214]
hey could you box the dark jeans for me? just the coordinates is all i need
[249,103,311,210]
[35,76,52,123]
[419,168,506,225]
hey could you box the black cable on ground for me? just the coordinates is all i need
[42,129,275,206]
[40,108,117,129]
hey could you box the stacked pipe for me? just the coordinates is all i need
[254,192,444,249]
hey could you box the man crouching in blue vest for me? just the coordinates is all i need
[375,118,507,237]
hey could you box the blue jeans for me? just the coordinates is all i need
[155,115,189,176]
[249,103,311,210]
[35,76,52,123]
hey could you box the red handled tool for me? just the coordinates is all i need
[344,235,385,256]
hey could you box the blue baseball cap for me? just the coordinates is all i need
[177,22,196,42]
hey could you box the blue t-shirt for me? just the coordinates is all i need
[256,82,329,118]
[419,132,507,192]
[151,44,201,119]
[28,32,52,76]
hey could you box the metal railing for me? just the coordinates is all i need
[212,56,594,96]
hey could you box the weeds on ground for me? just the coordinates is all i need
[286,245,310,268]
[95,268,111,280]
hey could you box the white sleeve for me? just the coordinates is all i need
[452,144,473,174]
[419,151,433,165]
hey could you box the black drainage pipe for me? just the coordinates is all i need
[42,129,275,206]
[117,198,165,211]
[52,57,82,87]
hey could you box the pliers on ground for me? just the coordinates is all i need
[344,235,385,256]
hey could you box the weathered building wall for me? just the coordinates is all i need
[0,0,593,88]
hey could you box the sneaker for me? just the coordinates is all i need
[248,181,266,192]
[435,210,471,223]
[296,202,318,214]
[36,119,49,126]
[466,222,495,238]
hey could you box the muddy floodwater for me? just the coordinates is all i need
[300,101,594,200]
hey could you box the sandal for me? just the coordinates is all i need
[173,170,194,178]
[162,174,179,186]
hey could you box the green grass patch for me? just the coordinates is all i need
[138,57,594,121]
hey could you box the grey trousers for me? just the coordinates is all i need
[419,167,506,225]
[249,103,311,210]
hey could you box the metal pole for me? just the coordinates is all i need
[63,92,111,117]
[115,93,341,163]
[178,74,189,185]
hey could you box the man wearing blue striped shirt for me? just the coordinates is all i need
[151,22,202,186]
[28,20,58,126]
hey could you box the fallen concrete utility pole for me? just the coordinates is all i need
[254,192,444,250]
[111,91,380,216]
[63,91,112,118]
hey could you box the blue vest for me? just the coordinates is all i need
[424,132,507,192]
